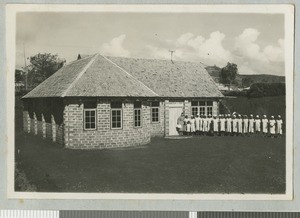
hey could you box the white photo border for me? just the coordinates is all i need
[6,4,294,201]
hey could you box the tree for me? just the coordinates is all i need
[241,77,253,88]
[219,62,238,90]
[15,69,25,83]
[26,53,66,89]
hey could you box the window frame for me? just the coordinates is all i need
[206,106,213,116]
[191,106,199,116]
[83,108,97,131]
[191,101,214,116]
[134,108,142,128]
[111,108,123,130]
[151,106,160,123]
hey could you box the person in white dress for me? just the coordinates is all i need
[255,115,261,134]
[248,114,255,135]
[224,114,227,135]
[232,115,238,136]
[186,119,191,135]
[269,116,276,138]
[183,115,189,135]
[202,115,208,135]
[220,114,226,136]
[199,114,204,136]
[262,115,269,137]
[243,115,249,136]
[195,114,200,135]
[207,114,213,135]
[213,115,219,136]
[190,115,196,135]
[226,114,232,136]
[237,114,243,136]
[276,115,283,137]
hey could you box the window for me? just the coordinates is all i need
[134,101,142,127]
[151,102,160,123]
[191,101,214,115]
[207,107,213,116]
[83,101,97,130]
[111,101,122,129]
[84,110,96,130]
[206,101,213,115]
[206,101,213,106]
[191,107,198,116]
[199,106,206,115]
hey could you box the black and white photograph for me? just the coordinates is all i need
[7,4,294,200]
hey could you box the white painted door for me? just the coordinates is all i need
[169,106,184,136]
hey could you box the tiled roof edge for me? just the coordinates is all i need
[61,54,99,97]
[102,55,159,97]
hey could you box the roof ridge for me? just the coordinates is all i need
[65,54,95,66]
[102,55,159,97]
[61,54,99,97]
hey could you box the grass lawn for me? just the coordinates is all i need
[15,132,286,194]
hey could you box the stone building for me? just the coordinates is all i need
[22,54,223,149]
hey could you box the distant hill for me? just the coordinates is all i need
[237,74,285,84]
[205,65,285,87]
[205,65,221,78]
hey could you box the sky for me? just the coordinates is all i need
[16,12,285,76]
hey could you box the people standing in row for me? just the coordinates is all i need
[177,113,283,137]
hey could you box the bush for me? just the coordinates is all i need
[222,90,248,97]
[247,83,285,97]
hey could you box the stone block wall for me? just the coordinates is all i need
[63,99,151,149]
[150,101,165,137]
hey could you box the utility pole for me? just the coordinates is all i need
[23,43,28,90]
[169,50,175,63]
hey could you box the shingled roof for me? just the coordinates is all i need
[108,56,223,98]
[23,54,223,98]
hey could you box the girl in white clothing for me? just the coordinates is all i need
[232,115,238,136]
[243,115,249,135]
[269,116,276,138]
[262,115,269,137]
[255,115,261,134]
[190,115,196,135]
[195,114,200,135]
[220,114,226,136]
[212,115,219,136]
[237,114,243,135]
[248,114,255,134]
[226,114,232,135]
[186,120,191,135]
[202,115,208,135]
[276,115,283,136]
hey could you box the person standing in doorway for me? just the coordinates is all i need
[183,115,189,135]
[177,112,185,136]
